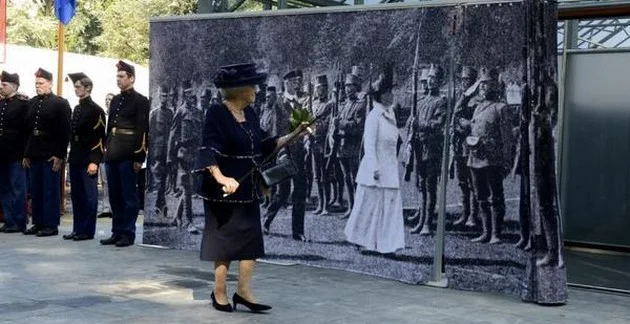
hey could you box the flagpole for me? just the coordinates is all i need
[57,21,67,214]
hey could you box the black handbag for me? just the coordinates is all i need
[258,158,298,190]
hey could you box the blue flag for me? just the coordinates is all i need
[55,0,76,25]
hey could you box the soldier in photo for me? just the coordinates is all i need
[167,80,203,234]
[534,70,563,268]
[98,93,115,219]
[100,61,150,247]
[200,87,213,118]
[258,85,278,208]
[334,72,367,219]
[149,85,174,221]
[325,80,346,209]
[63,72,106,241]
[466,67,513,244]
[22,68,72,237]
[451,66,480,227]
[310,74,335,215]
[0,71,29,233]
[409,64,446,235]
[263,70,309,241]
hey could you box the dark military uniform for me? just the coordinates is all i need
[263,70,308,241]
[409,90,446,235]
[167,85,203,233]
[336,74,367,218]
[68,95,106,239]
[0,72,29,233]
[310,76,335,215]
[102,62,150,245]
[24,70,72,237]
[148,86,174,219]
[466,68,513,244]
[451,66,480,227]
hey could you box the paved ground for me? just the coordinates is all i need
[0,216,629,324]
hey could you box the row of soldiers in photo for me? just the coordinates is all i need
[0,61,150,248]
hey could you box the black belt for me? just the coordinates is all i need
[111,127,136,136]
[32,130,49,136]
[0,129,18,136]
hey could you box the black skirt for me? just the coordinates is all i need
[200,201,264,261]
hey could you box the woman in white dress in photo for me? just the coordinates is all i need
[344,64,405,255]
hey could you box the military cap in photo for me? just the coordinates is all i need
[67,72,89,84]
[345,73,360,86]
[182,79,194,91]
[427,64,443,79]
[213,63,268,88]
[116,60,135,76]
[266,86,276,92]
[478,67,499,82]
[1,71,20,86]
[314,74,328,86]
[419,68,430,81]
[201,87,213,98]
[461,66,478,79]
[35,68,53,81]
[283,70,303,80]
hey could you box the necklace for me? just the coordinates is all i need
[224,101,246,120]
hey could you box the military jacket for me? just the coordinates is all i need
[104,88,150,163]
[25,93,72,159]
[68,96,106,165]
[0,94,29,162]
[467,99,513,170]
[149,105,174,162]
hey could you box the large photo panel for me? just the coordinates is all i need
[145,4,459,284]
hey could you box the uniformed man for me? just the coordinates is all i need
[63,72,106,241]
[310,74,335,215]
[0,71,29,233]
[451,66,480,227]
[148,85,174,221]
[334,73,367,219]
[200,87,213,118]
[98,93,115,219]
[258,85,278,209]
[409,64,446,235]
[22,68,72,237]
[466,67,512,244]
[326,80,345,209]
[263,70,309,241]
[100,61,150,247]
[167,80,203,234]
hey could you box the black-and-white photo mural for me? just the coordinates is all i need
[145,0,566,304]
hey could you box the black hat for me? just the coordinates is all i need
[283,70,303,80]
[1,71,19,86]
[213,63,268,89]
[315,74,328,86]
[116,60,135,76]
[369,63,394,95]
[35,68,53,81]
[201,87,213,99]
[67,72,89,83]
[266,86,276,92]
[182,80,193,91]
[478,67,499,82]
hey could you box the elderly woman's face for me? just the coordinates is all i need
[242,85,257,104]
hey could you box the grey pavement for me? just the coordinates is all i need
[0,215,629,324]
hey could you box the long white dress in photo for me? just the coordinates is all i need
[344,102,405,254]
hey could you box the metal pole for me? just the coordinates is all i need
[278,0,287,9]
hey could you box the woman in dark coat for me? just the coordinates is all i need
[196,63,310,313]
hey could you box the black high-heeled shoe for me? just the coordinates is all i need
[211,292,233,312]
[232,293,272,312]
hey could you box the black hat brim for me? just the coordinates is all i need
[214,73,267,89]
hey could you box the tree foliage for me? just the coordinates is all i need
[6,0,197,65]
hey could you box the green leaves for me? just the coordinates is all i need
[289,107,314,132]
